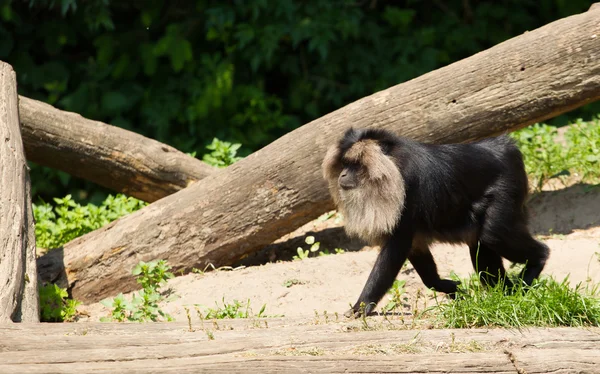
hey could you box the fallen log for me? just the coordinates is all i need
[39,5,600,303]
[19,96,215,203]
[0,321,598,373]
[0,62,39,322]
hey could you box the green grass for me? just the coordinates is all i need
[196,298,268,319]
[511,117,600,190]
[430,274,600,329]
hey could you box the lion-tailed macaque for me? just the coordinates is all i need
[322,127,548,317]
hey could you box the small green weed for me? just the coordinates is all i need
[319,248,346,256]
[197,298,267,319]
[293,236,320,260]
[39,283,80,322]
[431,274,600,328]
[283,279,304,288]
[100,260,176,322]
[383,280,407,313]
[293,235,345,260]
[34,194,147,249]
[201,138,243,168]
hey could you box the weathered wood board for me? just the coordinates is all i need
[0,319,598,373]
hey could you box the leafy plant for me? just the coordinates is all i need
[34,194,147,249]
[383,280,407,313]
[39,283,80,322]
[293,235,345,260]
[201,138,243,168]
[197,298,267,319]
[100,260,176,322]
[283,279,304,288]
[318,248,345,256]
[563,118,600,182]
[511,123,569,190]
[511,118,600,190]
[133,260,174,293]
[431,274,600,328]
[293,236,320,260]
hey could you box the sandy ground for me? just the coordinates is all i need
[79,183,600,322]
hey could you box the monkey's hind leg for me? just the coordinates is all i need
[408,245,460,297]
[468,242,513,289]
[500,229,549,286]
[479,221,549,288]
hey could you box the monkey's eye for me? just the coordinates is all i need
[341,161,361,171]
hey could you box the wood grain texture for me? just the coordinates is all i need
[0,321,598,373]
[19,96,215,203]
[0,62,39,322]
[39,6,600,303]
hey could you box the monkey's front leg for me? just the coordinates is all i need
[346,234,412,318]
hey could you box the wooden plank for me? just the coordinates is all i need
[0,322,597,373]
[516,348,600,374]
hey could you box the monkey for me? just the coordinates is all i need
[322,127,549,317]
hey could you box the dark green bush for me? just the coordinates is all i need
[1,0,594,201]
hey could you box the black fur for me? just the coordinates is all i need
[336,128,549,317]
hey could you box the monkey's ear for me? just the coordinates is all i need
[341,127,363,148]
[344,127,358,138]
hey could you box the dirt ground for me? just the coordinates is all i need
[79,183,600,322]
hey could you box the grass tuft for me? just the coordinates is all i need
[431,274,600,329]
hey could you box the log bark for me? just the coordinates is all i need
[39,6,600,303]
[0,62,39,322]
[19,96,215,203]
[0,321,598,373]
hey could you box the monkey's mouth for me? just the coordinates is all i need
[339,182,357,190]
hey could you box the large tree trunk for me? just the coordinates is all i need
[39,6,600,303]
[19,96,215,203]
[0,62,39,322]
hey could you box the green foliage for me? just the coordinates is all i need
[2,0,594,200]
[202,138,243,168]
[431,275,600,328]
[197,298,267,319]
[39,283,80,322]
[511,117,600,190]
[293,236,319,260]
[383,280,407,313]
[100,260,176,322]
[292,235,344,261]
[34,194,147,249]
[132,260,175,293]
[563,118,600,181]
[511,123,568,190]
[283,279,303,288]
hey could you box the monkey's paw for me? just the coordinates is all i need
[344,301,376,318]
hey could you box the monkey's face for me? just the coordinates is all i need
[322,136,406,244]
[338,164,361,190]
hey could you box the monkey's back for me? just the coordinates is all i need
[395,135,528,238]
